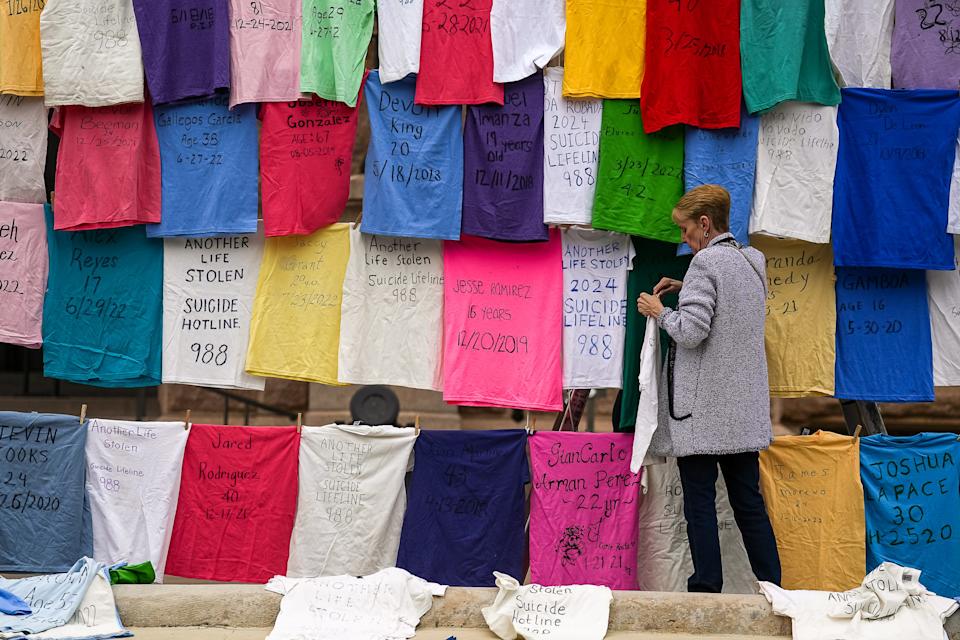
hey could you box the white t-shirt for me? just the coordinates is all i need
[337,228,443,391]
[85,419,188,580]
[28,569,128,639]
[760,581,958,640]
[482,572,612,640]
[749,103,839,244]
[0,95,47,204]
[561,228,633,389]
[927,236,960,386]
[162,233,265,390]
[376,0,422,83]
[824,0,893,89]
[265,568,445,640]
[631,319,660,474]
[39,0,144,106]
[543,68,602,225]
[490,0,564,83]
[947,137,959,234]
[286,424,417,578]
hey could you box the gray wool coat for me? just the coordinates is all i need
[647,232,773,458]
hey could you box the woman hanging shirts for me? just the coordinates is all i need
[563,0,645,99]
[0,0,43,96]
[300,0,374,106]
[227,0,301,107]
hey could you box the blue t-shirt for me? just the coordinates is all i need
[832,88,960,270]
[396,429,528,586]
[0,413,92,574]
[860,433,960,598]
[148,96,259,237]
[361,72,463,240]
[42,206,163,387]
[0,559,101,633]
[680,109,759,255]
[835,267,933,402]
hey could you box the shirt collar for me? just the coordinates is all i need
[706,232,735,248]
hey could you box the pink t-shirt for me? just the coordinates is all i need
[0,202,47,348]
[442,230,563,411]
[50,103,161,230]
[227,0,302,107]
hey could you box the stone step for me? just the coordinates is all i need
[126,629,786,640]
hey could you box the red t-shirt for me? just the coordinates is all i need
[259,96,362,236]
[640,0,742,133]
[415,0,503,106]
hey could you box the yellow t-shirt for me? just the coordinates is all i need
[562,0,645,99]
[759,430,865,592]
[245,224,350,385]
[752,235,835,397]
[0,1,43,95]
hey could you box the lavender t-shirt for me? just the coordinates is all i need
[133,0,231,104]
[462,72,546,242]
[891,0,960,89]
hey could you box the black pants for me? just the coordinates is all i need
[677,451,782,593]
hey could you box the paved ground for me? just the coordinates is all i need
[126,628,783,639]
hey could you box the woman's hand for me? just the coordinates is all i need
[637,293,664,318]
[652,277,683,297]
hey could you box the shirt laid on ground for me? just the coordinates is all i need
[490,0,563,83]
[892,0,960,90]
[928,237,960,386]
[376,0,421,83]
[40,0,144,106]
[0,413,91,573]
[0,202,47,349]
[0,95,46,204]
[824,0,894,88]
[0,0,43,96]
[0,558,100,634]
[43,207,163,387]
[397,430,529,587]
[562,0,644,99]
[228,0,301,107]
[132,0,230,104]
[50,103,161,230]
[542,67,602,226]
[26,567,129,640]
[338,228,443,390]
[286,425,416,578]
[740,0,840,113]
[149,96,258,237]
[300,0,373,106]
[361,72,463,240]
[85,419,188,579]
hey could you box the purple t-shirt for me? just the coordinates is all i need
[132,0,231,104]
[891,0,960,89]
[462,72,547,242]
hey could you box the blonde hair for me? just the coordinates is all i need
[672,184,731,233]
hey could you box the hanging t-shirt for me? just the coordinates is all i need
[561,229,634,389]
[376,0,421,83]
[50,103,161,230]
[0,558,100,634]
[0,412,91,573]
[593,101,684,242]
[824,0,894,89]
[630,320,660,473]
[832,89,960,270]
[751,236,836,397]
[149,97,258,237]
[0,202,47,349]
[300,0,373,106]
[338,228,443,390]
[529,432,642,590]
[928,237,960,386]
[892,0,960,90]
[43,207,163,387]
[443,232,563,411]
[562,0,644,99]
[227,0,301,107]
[286,425,416,578]
[162,233,265,390]
[415,0,502,105]
[489,0,563,83]
[259,97,361,236]
[39,0,144,107]
[361,72,463,241]
[0,95,47,204]
[246,224,350,384]
[860,433,960,598]
[683,109,759,252]
[949,138,959,233]
[0,0,43,96]
[165,424,300,583]
[25,568,129,640]
[740,0,840,113]
[86,419,188,580]
[835,268,933,402]
[462,73,546,242]
[542,67,602,226]
[758,431,865,591]
[132,0,230,105]
[397,430,528,587]
[640,0,741,133]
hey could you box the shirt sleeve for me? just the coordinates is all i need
[656,255,717,349]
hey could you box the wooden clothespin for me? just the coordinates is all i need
[353,210,363,228]
[184,409,191,431]
[79,404,87,424]
[414,415,420,435]
[853,424,863,439]
[296,412,303,434]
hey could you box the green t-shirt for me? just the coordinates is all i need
[592,101,684,243]
[300,0,374,106]
[616,237,691,432]
[740,0,841,113]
